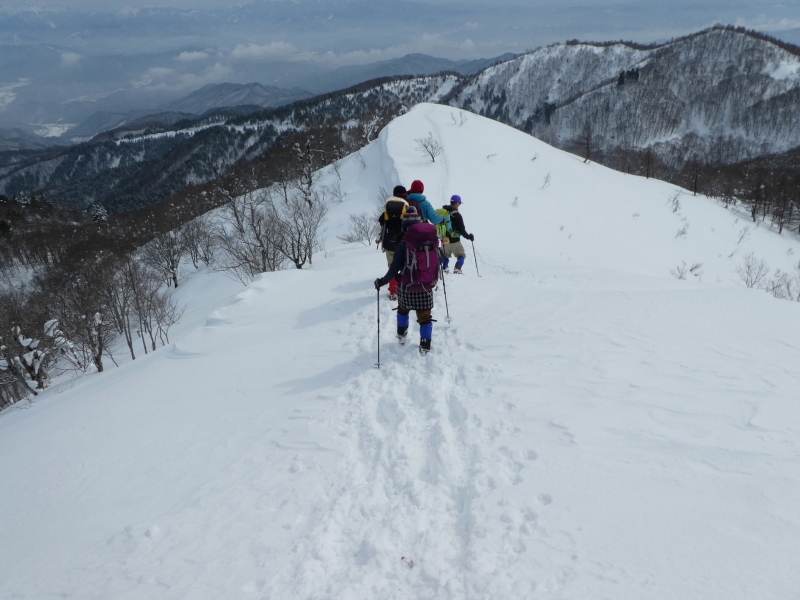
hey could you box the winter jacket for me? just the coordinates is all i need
[443,205,470,241]
[407,193,444,225]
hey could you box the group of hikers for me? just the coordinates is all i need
[373,179,475,355]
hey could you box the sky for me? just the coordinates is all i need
[4,0,800,62]
[3,0,800,127]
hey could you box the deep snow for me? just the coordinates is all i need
[2,104,800,599]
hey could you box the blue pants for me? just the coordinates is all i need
[440,256,464,270]
[397,309,433,339]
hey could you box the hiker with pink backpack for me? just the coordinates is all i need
[374,206,440,355]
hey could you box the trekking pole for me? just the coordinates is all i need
[439,263,451,323]
[471,240,481,277]
[376,288,381,368]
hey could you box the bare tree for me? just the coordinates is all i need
[579,120,594,163]
[180,217,217,268]
[119,255,159,355]
[215,188,287,284]
[668,192,682,213]
[338,212,380,246]
[415,134,443,162]
[735,252,769,289]
[271,191,328,269]
[143,230,185,288]
[99,258,138,361]
[354,150,367,169]
[151,291,185,346]
[450,112,468,126]
[47,267,116,373]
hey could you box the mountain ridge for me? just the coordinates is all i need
[2,103,800,599]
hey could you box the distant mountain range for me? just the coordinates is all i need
[0,51,517,147]
[0,74,460,213]
[163,83,313,115]
[4,27,800,215]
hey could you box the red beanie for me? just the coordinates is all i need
[409,180,424,194]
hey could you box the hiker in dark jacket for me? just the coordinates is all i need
[440,194,474,274]
[374,206,438,355]
[376,185,409,300]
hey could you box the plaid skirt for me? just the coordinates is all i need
[398,286,434,311]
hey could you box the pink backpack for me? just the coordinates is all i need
[401,223,440,292]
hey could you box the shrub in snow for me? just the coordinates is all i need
[338,213,380,246]
[735,252,769,289]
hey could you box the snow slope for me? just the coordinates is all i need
[2,104,800,599]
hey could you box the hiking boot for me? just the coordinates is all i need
[419,338,431,355]
[453,268,463,274]
[397,326,408,344]
[443,268,450,274]
[389,293,398,301]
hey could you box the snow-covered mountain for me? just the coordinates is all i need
[448,27,800,165]
[2,104,799,598]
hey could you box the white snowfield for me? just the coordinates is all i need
[2,104,800,599]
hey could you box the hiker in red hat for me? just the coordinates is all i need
[406,180,444,226]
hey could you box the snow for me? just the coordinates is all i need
[2,104,800,599]
[33,123,73,138]
[763,59,800,81]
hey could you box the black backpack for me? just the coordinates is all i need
[383,197,408,230]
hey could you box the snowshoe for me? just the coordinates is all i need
[419,338,431,355]
[453,269,463,274]
[397,326,408,345]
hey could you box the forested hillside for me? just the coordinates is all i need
[0,75,459,213]
[447,27,800,166]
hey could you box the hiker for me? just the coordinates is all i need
[374,206,439,355]
[377,185,409,300]
[439,194,474,274]
[406,180,444,226]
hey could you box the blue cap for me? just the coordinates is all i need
[450,195,462,203]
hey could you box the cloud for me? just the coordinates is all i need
[61,52,82,67]
[177,51,209,61]
[734,16,800,32]
[142,62,234,93]
[294,34,458,67]
[0,79,30,110]
[460,38,477,51]
[465,22,480,30]
[230,42,298,60]
[131,66,176,88]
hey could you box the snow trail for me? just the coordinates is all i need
[265,272,556,598]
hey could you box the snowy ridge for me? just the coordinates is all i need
[2,104,800,599]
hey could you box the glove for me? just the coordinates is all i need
[374,278,383,290]
[467,233,475,241]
